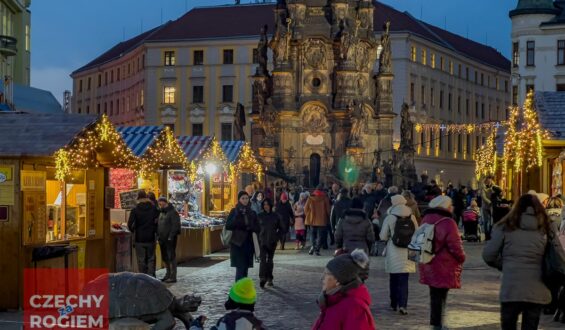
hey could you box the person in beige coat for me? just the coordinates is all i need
[379,195,419,315]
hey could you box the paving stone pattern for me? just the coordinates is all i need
[166,243,561,330]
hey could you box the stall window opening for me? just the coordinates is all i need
[45,169,87,242]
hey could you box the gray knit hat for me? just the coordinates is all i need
[325,249,369,284]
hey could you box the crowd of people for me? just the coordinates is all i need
[128,177,565,329]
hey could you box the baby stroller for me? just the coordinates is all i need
[462,209,481,242]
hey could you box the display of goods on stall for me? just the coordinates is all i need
[111,222,130,233]
[168,170,190,213]
[181,213,226,228]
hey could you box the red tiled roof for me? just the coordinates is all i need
[72,25,167,75]
[74,2,509,74]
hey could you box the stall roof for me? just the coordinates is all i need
[177,136,213,161]
[0,112,97,157]
[117,126,164,157]
[535,91,565,140]
[220,141,245,163]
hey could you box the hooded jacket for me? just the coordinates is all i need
[379,204,418,274]
[258,211,283,247]
[275,200,294,233]
[335,209,375,253]
[418,208,466,289]
[127,198,159,243]
[312,282,375,330]
[305,190,331,227]
[157,204,181,241]
[482,208,552,304]
[330,197,352,231]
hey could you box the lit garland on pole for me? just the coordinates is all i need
[519,90,549,172]
[55,115,138,181]
[474,128,498,179]
[501,105,520,186]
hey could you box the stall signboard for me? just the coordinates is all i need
[105,187,116,209]
[119,189,143,210]
[20,171,46,191]
[0,165,14,205]
[22,191,47,245]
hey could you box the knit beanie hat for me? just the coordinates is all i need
[280,192,288,202]
[429,195,452,209]
[228,277,256,305]
[325,249,369,284]
[391,195,407,206]
[238,191,249,201]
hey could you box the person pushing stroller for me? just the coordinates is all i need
[462,199,481,242]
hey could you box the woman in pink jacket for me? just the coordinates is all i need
[312,249,375,330]
[419,196,466,330]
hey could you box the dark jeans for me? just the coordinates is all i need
[235,266,249,282]
[326,222,335,246]
[134,242,156,277]
[159,237,178,279]
[390,273,409,309]
[310,226,327,252]
[482,209,493,239]
[429,286,449,327]
[501,302,542,330]
[279,231,288,249]
[259,245,276,281]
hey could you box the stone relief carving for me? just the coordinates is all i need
[304,39,327,69]
[301,103,329,133]
[285,146,297,173]
[323,147,334,172]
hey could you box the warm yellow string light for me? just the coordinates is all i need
[139,126,190,177]
[54,115,138,181]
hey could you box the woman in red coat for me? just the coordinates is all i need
[419,196,466,330]
[312,249,375,330]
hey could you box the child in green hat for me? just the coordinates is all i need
[190,277,265,329]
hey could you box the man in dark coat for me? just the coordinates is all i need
[452,186,467,225]
[127,190,159,277]
[330,188,352,233]
[376,186,399,220]
[157,196,181,283]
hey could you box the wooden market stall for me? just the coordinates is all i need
[0,113,136,310]
[117,125,197,266]
[178,136,231,254]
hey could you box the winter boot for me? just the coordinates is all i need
[161,262,171,282]
[165,260,177,283]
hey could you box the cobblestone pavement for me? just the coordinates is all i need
[0,242,561,329]
[166,242,562,330]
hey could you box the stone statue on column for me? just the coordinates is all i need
[257,25,269,76]
[379,21,392,74]
[233,103,246,141]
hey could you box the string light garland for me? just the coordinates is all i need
[415,122,500,134]
[55,115,138,181]
[475,128,497,179]
[230,143,264,182]
[520,90,549,172]
[139,126,190,178]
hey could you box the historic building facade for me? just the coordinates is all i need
[250,0,394,186]
[71,1,510,187]
[510,0,565,106]
[0,0,31,86]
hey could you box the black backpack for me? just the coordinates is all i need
[392,216,415,248]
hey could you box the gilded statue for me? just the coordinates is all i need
[379,21,392,73]
[233,103,246,141]
[349,100,366,147]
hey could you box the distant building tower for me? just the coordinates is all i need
[63,90,72,113]
[510,0,565,105]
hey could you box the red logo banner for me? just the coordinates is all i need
[24,268,109,329]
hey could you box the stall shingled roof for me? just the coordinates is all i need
[0,112,98,157]
[117,126,165,157]
[177,136,213,161]
[534,91,565,140]
[220,141,245,163]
